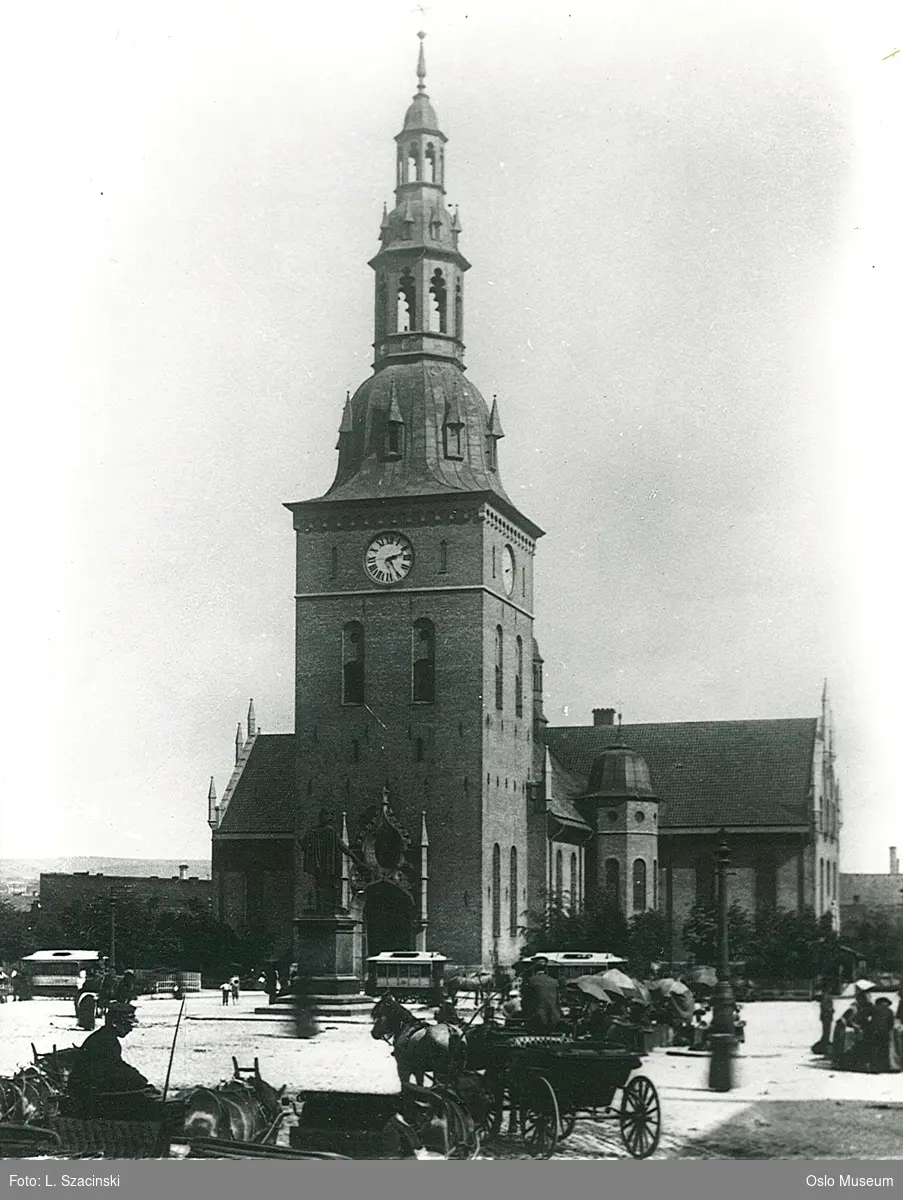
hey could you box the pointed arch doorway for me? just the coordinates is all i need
[363,881,414,958]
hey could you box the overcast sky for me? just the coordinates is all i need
[2,0,900,872]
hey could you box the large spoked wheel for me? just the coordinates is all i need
[558,1104,578,1140]
[480,1077,506,1141]
[444,1095,481,1160]
[619,1075,661,1158]
[519,1075,560,1159]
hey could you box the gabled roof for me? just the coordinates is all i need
[546,753,591,832]
[216,734,296,837]
[544,719,817,830]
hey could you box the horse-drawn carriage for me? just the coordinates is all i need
[469,1028,661,1158]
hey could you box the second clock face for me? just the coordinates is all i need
[365,531,414,584]
[502,545,516,595]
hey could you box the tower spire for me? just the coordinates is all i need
[416,30,427,93]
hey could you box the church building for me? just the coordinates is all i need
[208,38,842,980]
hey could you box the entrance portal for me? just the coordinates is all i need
[363,882,414,958]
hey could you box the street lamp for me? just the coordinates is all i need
[708,830,736,1092]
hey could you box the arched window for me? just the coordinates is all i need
[414,736,424,763]
[533,657,543,694]
[439,541,448,573]
[397,269,415,333]
[515,636,524,718]
[407,141,419,182]
[555,849,563,906]
[425,142,437,183]
[632,859,647,912]
[605,858,620,909]
[429,269,447,333]
[569,852,577,914]
[492,843,501,938]
[819,858,824,911]
[455,280,463,338]
[412,618,436,703]
[495,626,504,710]
[342,622,365,705]
[509,847,518,937]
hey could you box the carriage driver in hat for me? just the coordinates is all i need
[66,1002,161,1119]
[520,957,563,1032]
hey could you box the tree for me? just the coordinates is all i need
[681,902,753,965]
[628,910,670,976]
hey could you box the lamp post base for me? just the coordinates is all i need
[707,1033,737,1091]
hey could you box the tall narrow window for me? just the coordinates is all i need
[397,269,415,332]
[429,269,447,333]
[653,859,658,909]
[455,281,463,338]
[819,858,824,911]
[632,859,647,912]
[509,847,518,937]
[412,618,436,703]
[329,546,337,579]
[569,852,577,914]
[494,625,504,710]
[375,277,388,340]
[342,622,365,705]
[515,636,524,718]
[555,849,563,906]
[605,858,620,909]
[439,541,448,573]
[485,434,496,470]
[492,844,501,939]
[407,141,419,181]
[425,142,437,183]
[414,736,424,763]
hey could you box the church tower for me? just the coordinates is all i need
[285,35,543,967]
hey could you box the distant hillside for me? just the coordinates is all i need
[0,857,211,882]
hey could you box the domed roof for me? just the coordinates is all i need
[322,360,511,504]
[403,92,440,132]
[585,743,657,799]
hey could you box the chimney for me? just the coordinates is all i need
[593,707,616,726]
[891,847,899,876]
[179,864,188,882]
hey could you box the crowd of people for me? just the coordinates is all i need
[814,985,903,1073]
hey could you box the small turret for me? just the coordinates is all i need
[247,698,257,740]
[207,777,219,829]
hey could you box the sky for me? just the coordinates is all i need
[1,0,900,871]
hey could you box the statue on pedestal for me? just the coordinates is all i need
[300,809,344,914]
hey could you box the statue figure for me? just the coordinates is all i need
[300,809,344,913]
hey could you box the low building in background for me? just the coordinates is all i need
[39,866,213,917]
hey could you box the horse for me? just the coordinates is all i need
[182,1058,287,1144]
[371,992,466,1087]
[444,971,492,1008]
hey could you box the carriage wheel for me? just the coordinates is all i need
[480,1077,505,1141]
[519,1075,560,1159]
[443,1095,481,1160]
[619,1075,661,1158]
[558,1104,578,1140]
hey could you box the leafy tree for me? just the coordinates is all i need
[842,910,903,973]
[627,910,670,976]
[681,902,753,965]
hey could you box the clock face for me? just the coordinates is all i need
[364,531,414,584]
[502,545,516,595]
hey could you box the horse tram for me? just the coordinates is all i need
[365,951,447,1004]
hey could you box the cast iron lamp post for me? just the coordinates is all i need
[707,831,736,1092]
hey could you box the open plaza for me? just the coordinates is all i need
[2,991,902,1160]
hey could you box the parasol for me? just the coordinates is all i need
[840,978,877,998]
[650,978,693,998]
[596,968,638,998]
[687,966,718,988]
[568,976,613,1003]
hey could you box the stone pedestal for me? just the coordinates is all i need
[293,912,362,995]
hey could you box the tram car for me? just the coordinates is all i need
[520,952,628,985]
[20,950,101,997]
[365,951,447,1001]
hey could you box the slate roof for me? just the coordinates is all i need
[546,754,591,832]
[216,735,296,837]
[544,719,817,830]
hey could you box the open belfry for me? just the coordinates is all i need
[208,36,842,987]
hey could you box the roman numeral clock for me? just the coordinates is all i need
[364,531,414,585]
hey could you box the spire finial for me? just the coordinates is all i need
[416,30,427,93]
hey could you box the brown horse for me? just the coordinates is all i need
[182,1058,287,1144]
[371,993,466,1087]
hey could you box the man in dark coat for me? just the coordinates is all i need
[520,959,562,1032]
[814,990,835,1055]
[66,1003,159,1118]
[868,997,896,1073]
